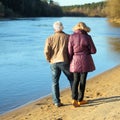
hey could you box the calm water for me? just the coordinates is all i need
[0,17,120,114]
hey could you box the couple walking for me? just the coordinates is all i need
[44,21,96,107]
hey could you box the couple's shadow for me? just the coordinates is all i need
[36,95,120,107]
[83,95,120,107]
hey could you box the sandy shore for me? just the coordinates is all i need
[0,65,120,120]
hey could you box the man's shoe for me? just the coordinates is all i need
[54,103,64,107]
[72,100,80,107]
[78,100,88,105]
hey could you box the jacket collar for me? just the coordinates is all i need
[74,30,87,34]
[54,31,64,33]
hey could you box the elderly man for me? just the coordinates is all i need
[44,21,73,107]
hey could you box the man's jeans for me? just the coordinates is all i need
[50,62,73,104]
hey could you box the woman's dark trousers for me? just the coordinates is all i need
[72,72,88,101]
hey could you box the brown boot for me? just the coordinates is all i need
[78,100,88,105]
[72,100,80,107]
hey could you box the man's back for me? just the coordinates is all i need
[44,32,69,64]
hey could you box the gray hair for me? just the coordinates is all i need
[53,21,64,32]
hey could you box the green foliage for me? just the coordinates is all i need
[0,0,63,17]
[0,0,108,18]
[106,0,120,19]
[0,2,4,16]
[105,0,120,24]
[62,1,106,17]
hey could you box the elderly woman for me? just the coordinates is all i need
[68,22,97,107]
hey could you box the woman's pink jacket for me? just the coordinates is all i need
[68,30,96,73]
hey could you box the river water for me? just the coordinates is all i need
[0,17,120,114]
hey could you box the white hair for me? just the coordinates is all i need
[53,21,64,32]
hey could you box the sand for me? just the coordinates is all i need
[0,65,120,120]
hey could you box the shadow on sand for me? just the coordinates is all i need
[83,95,120,107]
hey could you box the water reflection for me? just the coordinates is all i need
[108,37,120,53]
[107,37,120,62]
[109,22,120,28]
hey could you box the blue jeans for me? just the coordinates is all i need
[50,62,73,104]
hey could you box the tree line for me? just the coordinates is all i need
[62,1,106,17]
[106,0,120,24]
[0,0,120,25]
[0,0,106,18]
[0,0,63,17]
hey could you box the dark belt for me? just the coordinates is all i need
[74,52,89,55]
